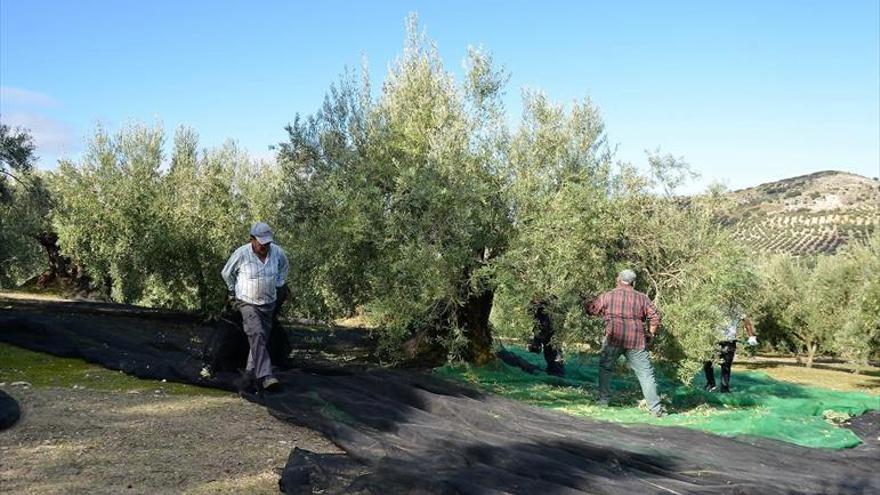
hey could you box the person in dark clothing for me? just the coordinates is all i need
[703,305,757,393]
[527,297,566,377]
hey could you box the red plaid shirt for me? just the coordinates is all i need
[587,286,661,350]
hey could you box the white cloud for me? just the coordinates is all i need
[0,86,59,108]
[0,111,78,159]
[0,87,77,166]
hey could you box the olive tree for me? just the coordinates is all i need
[276,17,510,364]
[0,123,46,286]
[489,92,618,349]
[52,123,279,310]
[277,17,763,376]
[834,233,880,366]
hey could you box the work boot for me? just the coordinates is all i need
[527,339,542,354]
[235,371,258,394]
[719,386,731,394]
[261,376,281,391]
[546,362,566,378]
[704,383,717,392]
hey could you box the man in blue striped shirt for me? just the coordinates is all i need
[221,222,290,391]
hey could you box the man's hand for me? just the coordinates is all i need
[276,284,290,303]
[225,290,236,310]
[747,336,758,346]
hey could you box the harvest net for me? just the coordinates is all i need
[439,347,879,449]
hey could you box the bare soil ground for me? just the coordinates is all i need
[0,386,340,495]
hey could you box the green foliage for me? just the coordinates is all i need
[489,92,617,348]
[276,16,509,361]
[493,144,758,381]
[754,233,880,366]
[0,179,47,286]
[0,124,50,286]
[51,123,277,310]
[273,17,761,374]
[836,234,880,365]
[618,158,759,382]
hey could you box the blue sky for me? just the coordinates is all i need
[1,1,878,192]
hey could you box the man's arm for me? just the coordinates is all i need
[646,299,661,337]
[275,247,289,288]
[221,249,241,293]
[585,294,604,316]
[743,318,755,337]
[744,317,758,345]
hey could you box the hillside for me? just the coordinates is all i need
[720,171,879,256]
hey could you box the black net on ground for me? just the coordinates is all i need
[0,389,20,430]
[1,298,878,494]
[202,309,293,375]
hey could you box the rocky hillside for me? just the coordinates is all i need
[720,171,879,256]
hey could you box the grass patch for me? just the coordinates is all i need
[437,347,880,449]
[734,358,880,394]
[0,342,228,397]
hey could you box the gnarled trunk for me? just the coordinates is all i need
[400,288,496,368]
[457,287,494,365]
[32,231,91,292]
[401,250,497,367]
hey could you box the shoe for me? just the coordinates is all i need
[652,407,668,418]
[235,372,258,394]
[596,398,609,407]
[704,384,717,392]
[261,376,281,391]
[527,341,542,354]
[547,364,566,378]
[719,387,731,394]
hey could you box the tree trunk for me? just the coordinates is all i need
[805,342,818,368]
[457,287,495,366]
[400,287,496,368]
[401,253,497,368]
[32,231,91,292]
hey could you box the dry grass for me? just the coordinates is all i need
[734,356,880,395]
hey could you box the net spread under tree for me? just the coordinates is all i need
[0,298,877,494]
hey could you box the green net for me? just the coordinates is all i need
[435,347,880,449]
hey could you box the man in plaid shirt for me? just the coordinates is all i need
[586,269,666,417]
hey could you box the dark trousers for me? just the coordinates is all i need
[529,299,564,376]
[240,302,275,380]
[529,332,565,376]
[204,291,291,377]
[703,341,737,390]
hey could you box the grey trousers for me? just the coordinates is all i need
[598,340,662,413]
[239,301,276,380]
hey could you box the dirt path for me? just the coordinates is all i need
[0,386,340,495]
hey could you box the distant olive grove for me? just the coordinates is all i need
[1,17,876,376]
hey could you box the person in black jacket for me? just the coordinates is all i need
[527,296,565,377]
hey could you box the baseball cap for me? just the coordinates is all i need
[250,222,274,245]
